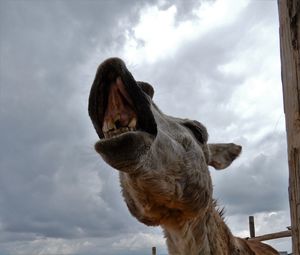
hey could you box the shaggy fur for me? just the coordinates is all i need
[88,58,279,255]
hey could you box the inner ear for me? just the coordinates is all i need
[208,143,242,170]
[138,81,154,99]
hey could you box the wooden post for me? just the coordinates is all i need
[152,246,156,255]
[278,1,300,255]
[249,216,255,238]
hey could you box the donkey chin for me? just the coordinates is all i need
[88,58,279,255]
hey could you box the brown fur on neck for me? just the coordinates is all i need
[163,203,278,255]
[163,202,239,255]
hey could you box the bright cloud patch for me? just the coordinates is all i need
[123,0,250,65]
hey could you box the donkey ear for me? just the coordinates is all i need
[138,81,154,99]
[182,120,208,144]
[208,143,242,170]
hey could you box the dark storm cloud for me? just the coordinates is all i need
[213,132,289,215]
[0,0,157,243]
[0,0,219,250]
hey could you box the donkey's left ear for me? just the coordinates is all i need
[208,143,242,170]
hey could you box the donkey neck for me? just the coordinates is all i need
[163,205,238,255]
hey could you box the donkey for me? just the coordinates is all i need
[88,58,279,255]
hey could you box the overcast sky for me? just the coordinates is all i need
[0,0,291,254]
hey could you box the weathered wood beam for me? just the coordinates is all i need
[278,0,300,254]
[247,230,292,242]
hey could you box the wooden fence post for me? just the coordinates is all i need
[278,1,300,255]
[152,246,156,255]
[249,216,255,238]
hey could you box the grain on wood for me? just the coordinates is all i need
[248,230,292,242]
[278,0,300,254]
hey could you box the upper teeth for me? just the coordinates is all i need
[102,121,116,132]
[102,117,137,138]
[113,114,121,122]
[128,118,137,128]
[103,126,136,138]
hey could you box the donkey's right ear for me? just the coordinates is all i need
[138,81,154,99]
[208,143,242,170]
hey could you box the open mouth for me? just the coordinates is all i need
[102,77,138,139]
[88,58,157,140]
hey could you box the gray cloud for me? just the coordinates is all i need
[130,0,280,132]
[213,132,289,215]
[0,0,156,246]
[0,0,290,254]
[158,0,210,22]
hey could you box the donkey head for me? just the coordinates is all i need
[88,57,241,225]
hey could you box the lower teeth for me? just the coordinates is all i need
[104,127,136,138]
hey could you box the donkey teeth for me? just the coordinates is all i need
[108,121,116,130]
[102,117,137,138]
[102,121,109,133]
[113,114,121,122]
[103,126,136,139]
[102,121,116,133]
[128,118,137,128]
[103,132,109,139]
